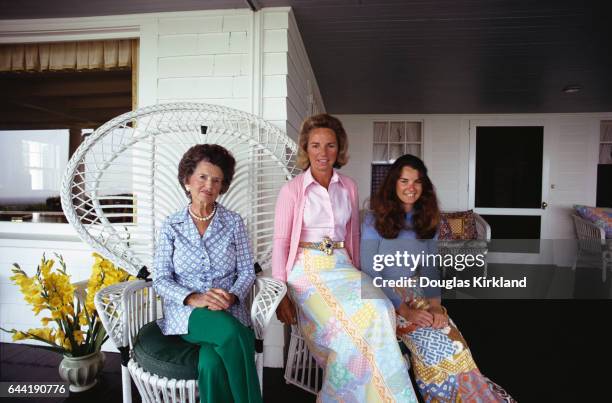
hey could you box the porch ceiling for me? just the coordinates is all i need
[1,0,611,114]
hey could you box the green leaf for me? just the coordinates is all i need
[22,344,66,355]
[20,332,67,354]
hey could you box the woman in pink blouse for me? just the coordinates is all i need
[272,114,417,402]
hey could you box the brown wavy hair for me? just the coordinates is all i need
[296,113,349,169]
[371,154,440,239]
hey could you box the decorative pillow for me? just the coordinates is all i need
[574,205,612,239]
[439,210,477,240]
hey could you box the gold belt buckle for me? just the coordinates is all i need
[319,236,334,255]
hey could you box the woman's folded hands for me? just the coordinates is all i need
[185,288,237,310]
[397,302,448,329]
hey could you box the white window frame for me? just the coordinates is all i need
[369,120,423,199]
[371,120,423,163]
[600,120,612,164]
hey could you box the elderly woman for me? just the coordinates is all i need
[361,154,515,402]
[153,144,261,403]
[273,114,417,402]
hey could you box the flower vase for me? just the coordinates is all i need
[58,351,105,392]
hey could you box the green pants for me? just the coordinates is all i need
[181,308,262,403]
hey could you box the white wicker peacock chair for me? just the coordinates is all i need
[60,103,294,403]
[284,320,323,394]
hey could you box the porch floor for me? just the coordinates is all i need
[0,342,314,403]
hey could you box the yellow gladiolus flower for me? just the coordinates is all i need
[4,253,133,357]
[41,317,53,326]
[73,330,84,344]
[49,296,62,309]
[54,329,71,352]
[40,257,54,278]
[51,309,63,320]
[29,327,55,343]
[78,311,89,326]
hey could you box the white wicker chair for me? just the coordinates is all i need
[571,214,612,282]
[284,319,323,394]
[60,103,298,403]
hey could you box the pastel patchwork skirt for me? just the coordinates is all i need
[287,248,418,403]
[397,306,515,403]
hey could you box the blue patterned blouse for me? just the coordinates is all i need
[361,211,440,308]
[153,204,255,335]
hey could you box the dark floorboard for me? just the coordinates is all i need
[0,343,317,403]
[0,343,138,403]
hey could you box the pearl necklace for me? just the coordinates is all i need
[189,203,216,222]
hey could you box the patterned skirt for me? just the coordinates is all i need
[396,301,516,403]
[287,248,418,403]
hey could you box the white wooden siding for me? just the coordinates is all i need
[547,118,600,266]
[156,11,252,113]
[286,11,325,139]
[261,10,289,132]
[425,117,470,211]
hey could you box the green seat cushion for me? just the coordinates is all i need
[133,321,199,380]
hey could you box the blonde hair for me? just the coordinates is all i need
[297,113,349,169]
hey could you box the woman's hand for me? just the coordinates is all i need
[427,305,448,329]
[185,289,236,310]
[276,295,297,325]
[397,302,433,328]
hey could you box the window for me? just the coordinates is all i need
[370,121,422,197]
[0,130,70,222]
[23,138,62,191]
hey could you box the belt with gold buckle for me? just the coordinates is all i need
[298,236,345,256]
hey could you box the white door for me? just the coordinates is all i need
[468,119,552,264]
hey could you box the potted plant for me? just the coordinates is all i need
[1,252,133,392]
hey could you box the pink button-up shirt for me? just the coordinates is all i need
[272,169,361,282]
[301,169,351,242]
